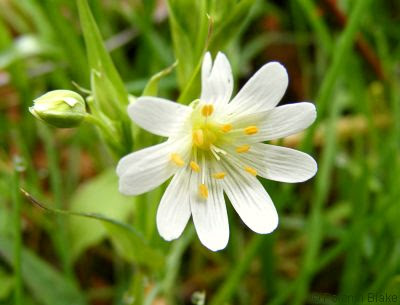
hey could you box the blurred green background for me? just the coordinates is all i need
[1,0,399,304]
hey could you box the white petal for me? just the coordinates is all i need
[200,52,233,106]
[117,141,175,195]
[221,160,278,234]
[236,143,317,183]
[190,166,229,251]
[232,102,316,143]
[201,52,212,82]
[128,97,191,137]
[156,168,191,241]
[228,62,288,115]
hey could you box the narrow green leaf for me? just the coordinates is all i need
[0,237,87,305]
[91,69,123,119]
[142,61,178,96]
[0,269,14,300]
[167,0,208,89]
[21,181,163,270]
[77,0,128,105]
[209,0,256,53]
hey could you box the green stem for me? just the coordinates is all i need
[162,225,195,304]
[209,235,264,305]
[293,0,373,304]
[40,125,73,278]
[12,166,23,305]
[296,0,333,54]
[84,114,122,155]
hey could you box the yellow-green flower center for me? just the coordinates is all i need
[169,101,261,200]
[191,103,227,151]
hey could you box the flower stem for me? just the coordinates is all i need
[39,125,73,278]
[208,235,263,305]
[11,163,23,305]
[292,0,373,304]
[84,113,122,155]
[162,225,195,303]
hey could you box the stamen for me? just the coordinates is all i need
[211,145,227,155]
[213,172,226,179]
[190,161,200,172]
[211,148,221,161]
[244,126,258,135]
[201,104,214,117]
[236,145,250,153]
[170,153,184,167]
[192,129,204,146]
[244,166,257,176]
[221,124,233,133]
[201,154,206,184]
[199,184,208,199]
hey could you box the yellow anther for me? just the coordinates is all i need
[190,161,200,172]
[236,145,250,153]
[244,126,258,135]
[199,184,209,199]
[192,129,204,146]
[201,104,214,117]
[244,166,257,176]
[212,172,226,179]
[170,153,184,167]
[221,124,233,133]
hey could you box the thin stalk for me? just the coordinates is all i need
[162,225,195,304]
[208,235,264,305]
[296,0,333,54]
[11,166,23,305]
[293,0,373,304]
[40,125,73,278]
[84,114,120,150]
[144,284,160,305]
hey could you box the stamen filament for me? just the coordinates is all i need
[211,145,227,155]
[211,148,221,161]
[201,154,206,184]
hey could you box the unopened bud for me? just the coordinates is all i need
[29,90,86,128]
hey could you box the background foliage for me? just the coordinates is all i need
[1,0,400,304]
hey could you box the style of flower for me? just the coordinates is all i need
[117,52,317,251]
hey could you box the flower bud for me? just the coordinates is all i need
[29,90,86,128]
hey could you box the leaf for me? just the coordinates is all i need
[22,180,164,270]
[142,61,178,96]
[209,0,256,53]
[77,0,128,106]
[167,0,208,90]
[103,222,165,270]
[0,268,14,300]
[90,69,122,119]
[67,169,134,260]
[0,237,87,305]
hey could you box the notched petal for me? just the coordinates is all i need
[229,62,288,115]
[128,97,191,137]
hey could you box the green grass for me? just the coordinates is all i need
[1,0,400,304]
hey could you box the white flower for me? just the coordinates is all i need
[117,52,317,251]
